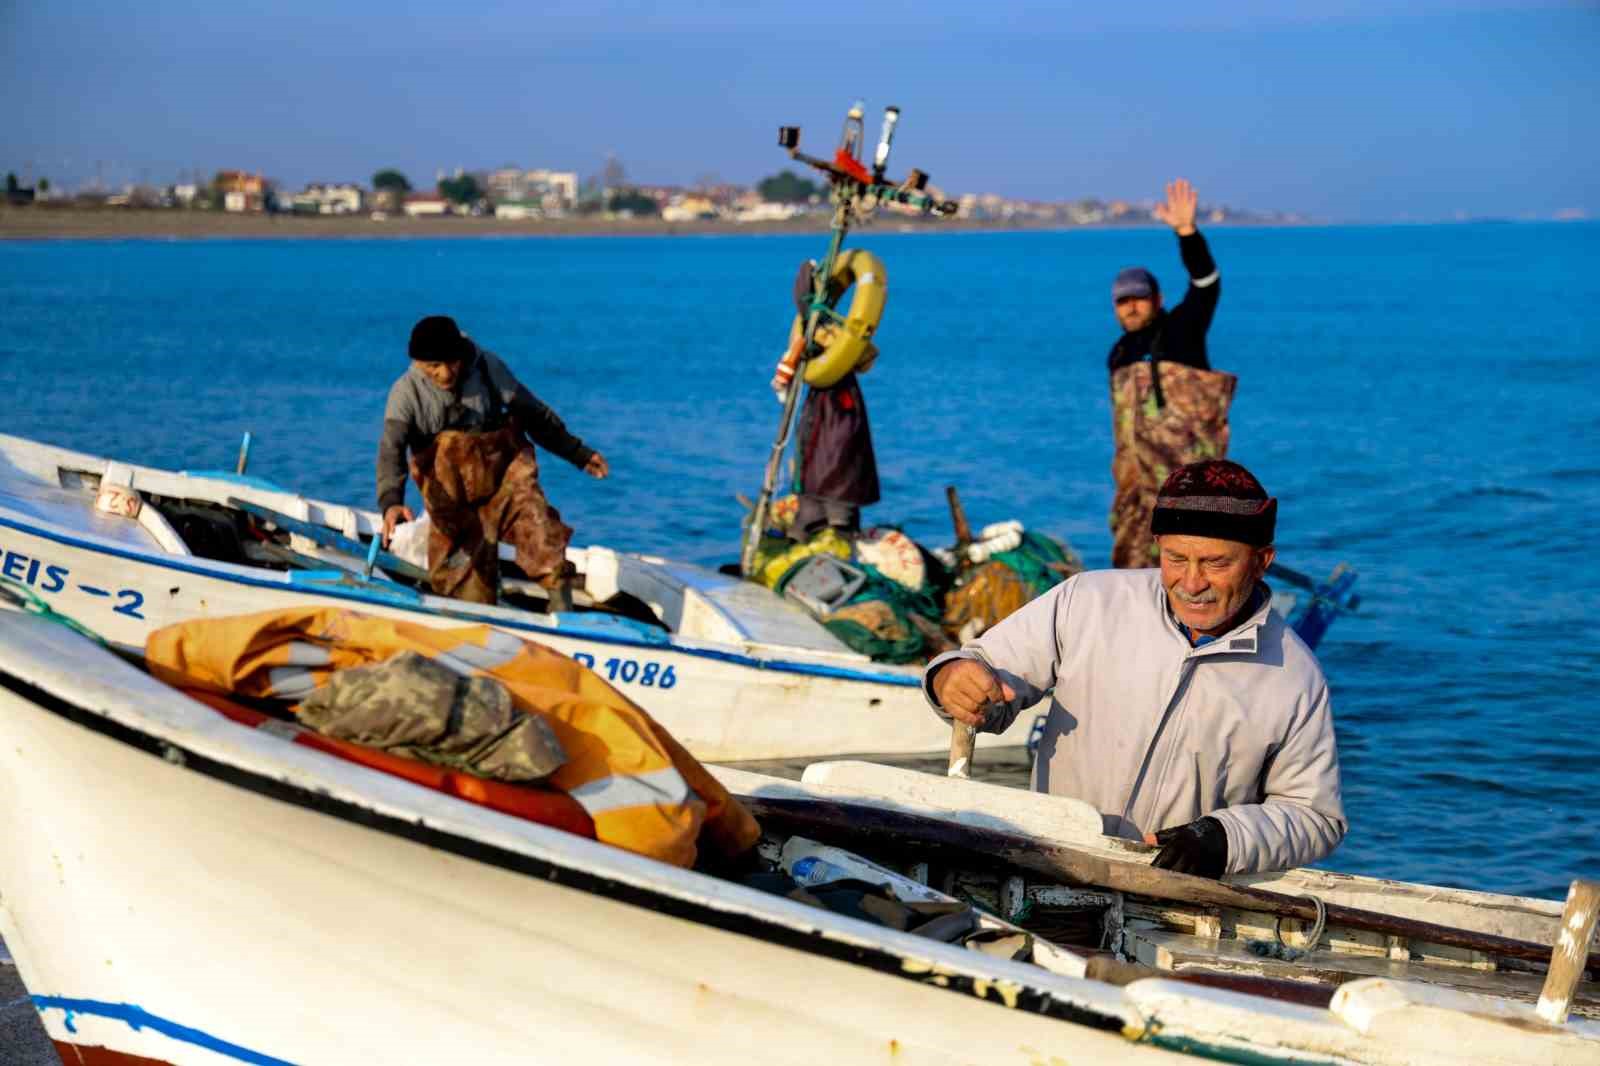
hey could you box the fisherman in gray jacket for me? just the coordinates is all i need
[377,315,608,607]
[924,459,1344,877]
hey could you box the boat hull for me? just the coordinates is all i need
[0,511,1033,762]
[4,614,1595,1065]
[0,623,1166,1066]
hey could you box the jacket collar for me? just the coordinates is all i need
[1162,581,1273,658]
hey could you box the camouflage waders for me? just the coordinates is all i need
[409,426,573,604]
[1109,360,1237,568]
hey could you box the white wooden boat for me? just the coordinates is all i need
[0,433,1357,767]
[2,610,1594,1065]
[0,431,1038,761]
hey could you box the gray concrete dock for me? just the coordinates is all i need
[1,939,57,1066]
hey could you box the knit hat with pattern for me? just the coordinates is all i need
[1151,460,1277,546]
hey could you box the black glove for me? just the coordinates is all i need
[1151,816,1228,879]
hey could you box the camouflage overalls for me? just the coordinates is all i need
[410,426,573,605]
[1109,360,1237,568]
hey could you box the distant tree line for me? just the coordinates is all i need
[757,170,822,204]
[605,190,659,216]
[372,169,412,194]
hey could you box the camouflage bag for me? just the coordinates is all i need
[1109,360,1237,569]
[296,651,567,782]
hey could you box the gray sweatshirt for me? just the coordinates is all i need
[923,568,1346,874]
[376,344,594,511]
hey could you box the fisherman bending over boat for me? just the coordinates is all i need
[923,460,1345,877]
[1107,179,1236,569]
[377,315,609,608]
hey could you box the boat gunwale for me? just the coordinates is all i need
[0,499,923,689]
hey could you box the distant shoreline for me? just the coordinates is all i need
[1,206,1583,241]
[0,205,1285,242]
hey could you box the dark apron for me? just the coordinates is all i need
[798,371,880,507]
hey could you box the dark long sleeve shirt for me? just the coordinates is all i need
[376,345,594,511]
[1107,230,1221,375]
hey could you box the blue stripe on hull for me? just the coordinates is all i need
[0,511,920,688]
[32,995,292,1065]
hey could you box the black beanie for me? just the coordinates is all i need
[408,315,473,362]
[1151,460,1277,547]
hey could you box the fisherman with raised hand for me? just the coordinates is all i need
[1107,178,1237,569]
[376,315,608,608]
[923,460,1345,878]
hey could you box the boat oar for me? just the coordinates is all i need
[739,794,1600,975]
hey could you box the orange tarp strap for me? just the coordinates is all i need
[188,689,597,839]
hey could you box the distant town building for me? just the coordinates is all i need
[733,201,801,223]
[402,194,450,217]
[661,194,720,222]
[493,200,542,221]
[485,167,526,203]
[527,169,577,209]
[215,171,267,212]
[1068,199,1107,224]
[288,182,364,215]
[484,167,577,213]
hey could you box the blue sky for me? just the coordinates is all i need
[2,1,1593,220]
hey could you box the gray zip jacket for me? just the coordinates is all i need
[376,344,593,511]
[923,568,1345,874]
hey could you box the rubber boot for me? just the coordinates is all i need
[545,561,578,614]
[546,578,572,614]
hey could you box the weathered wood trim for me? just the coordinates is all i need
[741,795,1600,974]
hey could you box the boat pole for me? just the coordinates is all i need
[235,430,253,475]
[739,187,852,576]
[740,108,957,577]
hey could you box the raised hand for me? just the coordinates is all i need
[1153,178,1199,236]
[584,452,610,479]
[931,658,1016,728]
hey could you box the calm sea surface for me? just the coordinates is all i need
[2,223,1596,900]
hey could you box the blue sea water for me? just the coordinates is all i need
[2,223,1596,900]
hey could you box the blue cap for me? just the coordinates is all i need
[1112,267,1159,301]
